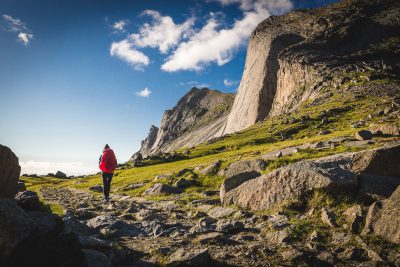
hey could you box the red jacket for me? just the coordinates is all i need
[99,148,117,173]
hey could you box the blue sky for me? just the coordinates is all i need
[0,0,337,175]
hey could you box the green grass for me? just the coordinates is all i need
[21,74,400,205]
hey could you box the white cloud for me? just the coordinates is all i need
[18,32,33,46]
[110,40,150,70]
[112,19,129,32]
[20,160,97,176]
[161,0,292,72]
[129,10,194,54]
[223,78,239,86]
[179,80,210,88]
[2,14,34,46]
[136,87,151,97]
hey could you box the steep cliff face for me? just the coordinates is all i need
[222,0,400,134]
[137,88,234,157]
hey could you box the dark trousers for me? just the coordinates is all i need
[102,172,113,199]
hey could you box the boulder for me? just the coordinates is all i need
[28,211,62,234]
[17,181,26,192]
[142,183,182,196]
[207,207,236,219]
[355,130,374,141]
[167,248,212,267]
[15,190,41,211]
[83,249,113,267]
[54,171,67,178]
[370,123,400,136]
[200,160,221,175]
[219,159,266,201]
[174,178,194,189]
[0,144,21,198]
[222,144,400,210]
[0,199,35,258]
[363,185,400,244]
[89,185,103,193]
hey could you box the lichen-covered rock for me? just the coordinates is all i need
[0,144,21,198]
[200,160,221,175]
[219,159,267,201]
[363,185,400,244]
[370,123,400,136]
[222,144,400,210]
[142,183,181,196]
[0,199,35,258]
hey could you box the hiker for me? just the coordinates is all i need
[99,144,117,202]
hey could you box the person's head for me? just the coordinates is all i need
[104,144,110,149]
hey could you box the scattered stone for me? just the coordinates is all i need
[83,249,113,267]
[370,123,400,136]
[79,236,110,249]
[309,230,322,242]
[201,160,221,175]
[0,145,21,198]
[123,183,145,191]
[339,247,365,261]
[142,183,182,196]
[321,207,336,227]
[363,185,400,244]
[0,199,35,258]
[174,178,194,189]
[195,232,225,244]
[355,236,385,263]
[167,248,211,267]
[208,206,236,219]
[276,151,283,158]
[263,229,291,245]
[89,185,103,192]
[15,190,41,211]
[154,174,171,181]
[343,205,363,233]
[176,168,193,177]
[55,171,67,178]
[215,219,244,233]
[355,130,374,141]
[331,231,351,246]
[268,214,290,230]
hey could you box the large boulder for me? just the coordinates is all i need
[15,190,41,211]
[219,159,267,201]
[143,183,182,196]
[54,171,67,178]
[0,199,35,258]
[363,185,400,244]
[222,144,400,210]
[370,123,400,136]
[0,144,21,198]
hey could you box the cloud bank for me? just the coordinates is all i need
[20,160,97,176]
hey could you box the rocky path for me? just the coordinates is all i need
[37,185,400,267]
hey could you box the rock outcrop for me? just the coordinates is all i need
[222,0,400,134]
[222,143,400,210]
[0,144,21,198]
[135,87,234,157]
[363,185,400,244]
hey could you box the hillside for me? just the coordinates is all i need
[2,0,400,266]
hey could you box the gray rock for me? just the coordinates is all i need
[55,171,67,178]
[222,144,400,211]
[142,183,182,196]
[167,248,211,267]
[78,236,110,249]
[264,229,291,245]
[15,190,41,211]
[355,130,374,141]
[343,205,363,233]
[89,185,103,192]
[0,145,21,198]
[174,178,193,189]
[87,215,118,229]
[321,207,336,227]
[215,219,244,233]
[176,168,193,177]
[83,249,113,267]
[0,199,35,258]
[363,185,400,244]
[201,160,221,175]
[370,123,400,136]
[344,140,375,147]
[138,125,159,159]
[208,206,236,219]
[195,232,225,244]
[17,181,26,192]
[28,211,61,234]
[219,159,266,201]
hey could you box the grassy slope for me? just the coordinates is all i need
[21,71,400,206]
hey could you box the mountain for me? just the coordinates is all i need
[222,0,400,134]
[137,87,234,158]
